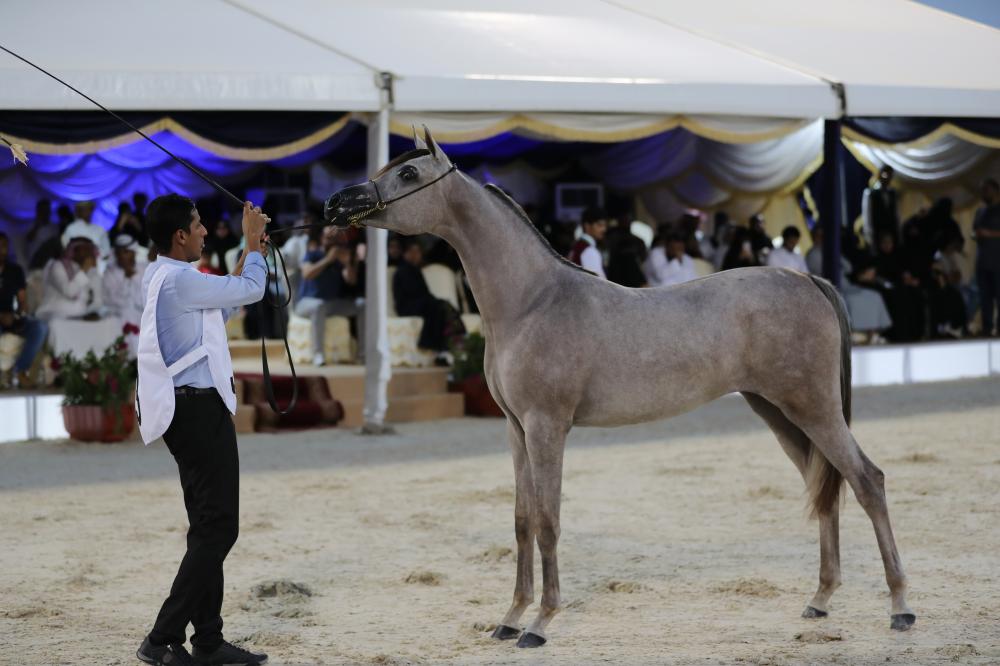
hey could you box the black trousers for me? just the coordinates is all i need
[149,392,239,650]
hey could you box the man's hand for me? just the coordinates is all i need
[242,201,269,252]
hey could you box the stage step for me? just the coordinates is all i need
[339,391,465,428]
[324,367,449,401]
[229,339,285,360]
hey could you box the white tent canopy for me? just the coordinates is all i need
[614,0,1000,117]
[0,0,380,111]
[228,0,836,119]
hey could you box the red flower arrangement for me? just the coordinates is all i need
[53,334,136,408]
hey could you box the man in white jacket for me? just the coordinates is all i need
[135,195,270,666]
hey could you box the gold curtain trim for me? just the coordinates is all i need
[389,114,807,144]
[1,114,354,160]
[842,123,1000,151]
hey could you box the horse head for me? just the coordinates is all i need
[324,126,457,236]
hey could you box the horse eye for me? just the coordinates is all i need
[398,166,418,181]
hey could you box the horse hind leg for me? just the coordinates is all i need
[492,418,536,640]
[782,402,916,631]
[742,392,842,619]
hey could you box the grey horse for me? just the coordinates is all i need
[325,128,915,648]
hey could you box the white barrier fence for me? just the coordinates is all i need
[1,340,998,444]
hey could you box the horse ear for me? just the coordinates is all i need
[422,125,439,159]
[412,125,428,150]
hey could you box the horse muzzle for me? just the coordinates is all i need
[324,184,382,227]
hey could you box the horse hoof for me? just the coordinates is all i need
[891,613,916,631]
[802,606,828,619]
[516,632,547,648]
[491,624,521,640]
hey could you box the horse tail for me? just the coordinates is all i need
[805,274,850,518]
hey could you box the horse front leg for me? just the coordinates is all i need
[492,418,535,640]
[517,414,568,648]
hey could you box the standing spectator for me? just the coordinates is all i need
[294,226,363,366]
[387,234,403,267]
[102,234,147,330]
[36,238,103,321]
[132,192,149,231]
[109,201,148,247]
[721,227,760,271]
[711,212,734,271]
[60,201,111,263]
[0,232,48,389]
[973,177,1000,336]
[16,199,58,268]
[805,225,825,275]
[748,214,772,263]
[205,219,240,274]
[862,165,900,250]
[568,206,607,278]
[393,239,464,361]
[606,216,647,288]
[645,231,697,287]
[767,226,809,273]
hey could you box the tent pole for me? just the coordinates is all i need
[362,73,393,430]
[820,119,844,288]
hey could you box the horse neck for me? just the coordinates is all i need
[432,179,563,325]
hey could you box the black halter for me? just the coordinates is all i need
[343,162,459,227]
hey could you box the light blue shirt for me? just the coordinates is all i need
[142,253,266,388]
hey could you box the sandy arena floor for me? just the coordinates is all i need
[1,378,999,665]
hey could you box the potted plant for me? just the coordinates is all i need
[449,332,503,417]
[53,325,138,442]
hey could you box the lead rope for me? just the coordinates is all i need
[0,43,299,414]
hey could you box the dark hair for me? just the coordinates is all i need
[781,225,801,240]
[665,230,686,244]
[983,177,999,191]
[581,206,607,226]
[147,194,196,252]
[0,231,8,242]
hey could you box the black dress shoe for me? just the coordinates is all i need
[192,640,268,665]
[137,637,196,665]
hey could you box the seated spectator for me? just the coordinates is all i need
[928,258,967,338]
[36,238,102,321]
[0,232,48,388]
[197,247,223,275]
[805,225,853,278]
[974,177,1000,337]
[293,226,362,366]
[109,201,148,247]
[721,227,761,271]
[841,258,892,344]
[102,234,147,330]
[393,239,465,360]
[60,201,110,264]
[805,225,824,275]
[767,226,808,273]
[646,231,697,287]
[568,206,607,278]
[875,231,927,342]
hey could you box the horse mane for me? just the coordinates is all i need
[483,184,590,275]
